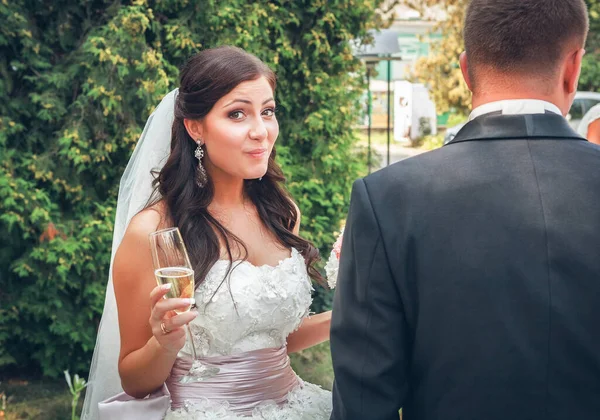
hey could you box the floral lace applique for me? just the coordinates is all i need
[167,248,330,419]
[165,382,331,420]
[179,248,313,358]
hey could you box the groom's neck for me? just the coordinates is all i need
[470,72,567,116]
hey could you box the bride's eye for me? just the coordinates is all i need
[262,107,276,117]
[229,110,245,120]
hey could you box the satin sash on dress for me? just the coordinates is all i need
[166,346,301,415]
[98,346,300,419]
[98,384,171,420]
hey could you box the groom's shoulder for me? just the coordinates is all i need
[357,147,453,209]
[364,147,450,189]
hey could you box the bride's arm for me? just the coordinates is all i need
[114,210,195,398]
[286,311,331,353]
[286,201,332,354]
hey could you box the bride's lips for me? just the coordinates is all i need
[245,148,267,158]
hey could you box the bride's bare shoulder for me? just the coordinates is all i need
[113,201,169,285]
[116,201,169,260]
[127,201,168,234]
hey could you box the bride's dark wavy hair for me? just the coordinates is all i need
[147,46,324,290]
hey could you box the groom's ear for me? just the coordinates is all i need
[459,52,474,92]
[183,118,204,142]
[563,48,585,95]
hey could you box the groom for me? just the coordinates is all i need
[330,0,600,419]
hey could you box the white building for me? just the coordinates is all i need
[364,5,444,139]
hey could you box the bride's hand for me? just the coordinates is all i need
[149,284,198,355]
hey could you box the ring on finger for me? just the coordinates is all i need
[160,321,171,335]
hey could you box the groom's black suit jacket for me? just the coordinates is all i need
[330,113,600,420]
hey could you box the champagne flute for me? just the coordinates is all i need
[149,227,219,383]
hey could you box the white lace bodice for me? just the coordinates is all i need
[167,247,332,420]
[180,248,313,359]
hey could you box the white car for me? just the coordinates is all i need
[567,91,600,130]
[443,91,600,144]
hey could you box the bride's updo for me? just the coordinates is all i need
[148,46,324,289]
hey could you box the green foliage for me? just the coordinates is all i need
[580,0,600,92]
[408,0,600,100]
[419,134,444,151]
[1,0,382,377]
[405,0,471,114]
[64,370,87,420]
[580,56,600,92]
[446,112,467,128]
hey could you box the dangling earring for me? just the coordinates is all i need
[194,140,208,188]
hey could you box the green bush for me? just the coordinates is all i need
[446,112,468,128]
[420,134,445,151]
[580,0,600,92]
[1,0,382,377]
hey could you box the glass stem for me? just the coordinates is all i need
[186,324,198,360]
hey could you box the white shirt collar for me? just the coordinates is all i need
[469,99,562,121]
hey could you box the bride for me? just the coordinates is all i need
[82,46,333,419]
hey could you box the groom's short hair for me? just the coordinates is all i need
[464,0,589,83]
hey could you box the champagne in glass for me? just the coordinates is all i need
[149,227,219,382]
[154,267,195,313]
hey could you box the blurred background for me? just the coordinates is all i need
[1,1,599,418]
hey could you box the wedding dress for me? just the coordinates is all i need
[82,89,331,419]
[164,248,332,419]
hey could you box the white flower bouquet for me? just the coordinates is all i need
[324,227,344,289]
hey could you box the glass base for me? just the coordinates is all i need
[179,360,220,383]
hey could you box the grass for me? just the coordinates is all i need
[1,377,83,420]
[0,344,332,419]
[290,341,334,391]
[355,129,445,152]
[355,129,405,147]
